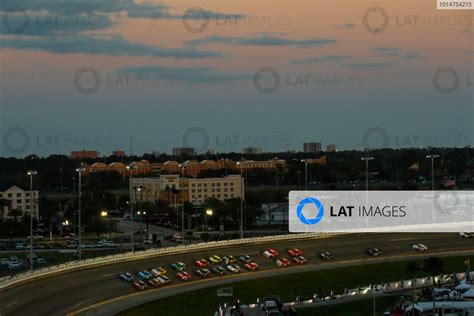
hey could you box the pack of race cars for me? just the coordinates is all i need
[117,242,433,291]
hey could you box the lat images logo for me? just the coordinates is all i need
[296,197,324,225]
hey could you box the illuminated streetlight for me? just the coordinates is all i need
[205,208,213,228]
[301,159,311,190]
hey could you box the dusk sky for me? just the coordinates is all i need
[0,0,473,157]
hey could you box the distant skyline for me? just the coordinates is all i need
[1,0,473,157]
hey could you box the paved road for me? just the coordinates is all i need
[0,233,471,316]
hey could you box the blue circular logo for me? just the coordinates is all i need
[297,197,324,225]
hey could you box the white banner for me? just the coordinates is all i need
[289,191,474,233]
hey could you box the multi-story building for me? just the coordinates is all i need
[70,150,99,159]
[112,149,125,157]
[309,156,327,166]
[0,185,39,221]
[82,160,150,176]
[130,175,243,205]
[152,158,285,178]
[242,147,263,154]
[326,144,336,152]
[303,142,322,153]
[172,147,196,156]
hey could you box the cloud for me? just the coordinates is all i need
[371,47,401,57]
[291,55,352,64]
[186,35,339,48]
[0,35,225,59]
[1,1,244,20]
[341,62,399,69]
[117,65,248,83]
[370,47,426,60]
[0,0,170,17]
[402,51,425,60]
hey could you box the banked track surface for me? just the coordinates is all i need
[0,233,471,316]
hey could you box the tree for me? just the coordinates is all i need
[88,215,108,239]
[423,257,444,315]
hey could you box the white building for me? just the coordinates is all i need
[0,185,39,221]
[255,203,288,226]
[405,301,474,315]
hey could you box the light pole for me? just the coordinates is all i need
[126,165,136,252]
[59,167,63,192]
[426,154,440,191]
[100,210,111,240]
[134,186,145,243]
[205,208,213,229]
[301,159,310,190]
[361,157,374,191]
[179,164,185,241]
[75,167,85,260]
[27,170,37,271]
[236,161,244,239]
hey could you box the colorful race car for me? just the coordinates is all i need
[276,258,290,267]
[151,267,167,277]
[176,271,192,281]
[222,255,236,264]
[132,280,147,291]
[263,249,279,258]
[244,262,259,271]
[194,259,209,268]
[209,255,222,264]
[118,272,134,282]
[170,262,186,271]
[292,256,307,264]
[238,255,252,263]
[319,251,334,260]
[287,248,303,257]
[138,270,153,280]
[195,268,210,277]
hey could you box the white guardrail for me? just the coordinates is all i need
[234,271,474,312]
[0,232,340,291]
